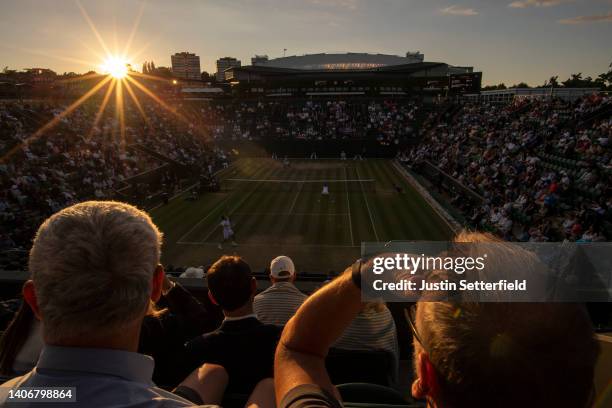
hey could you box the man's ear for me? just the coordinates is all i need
[151,264,164,303]
[23,280,42,320]
[411,351,440,401]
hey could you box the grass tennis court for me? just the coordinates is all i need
[151,158,453,274]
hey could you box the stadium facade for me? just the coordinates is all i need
[250,52,425,70]
[225,52,481,98]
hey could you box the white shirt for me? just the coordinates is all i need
[220,219,232,232]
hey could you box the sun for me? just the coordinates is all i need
[100,56,129,79]
[6,1,201,167]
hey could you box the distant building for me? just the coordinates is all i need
[171,52,201,81]
[225,51,480,98]
[216,57,241,82]
[251,55,269,66]
[250,52,425,70]
[405,52,425,63]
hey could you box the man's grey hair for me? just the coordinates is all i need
[29,201,163,342]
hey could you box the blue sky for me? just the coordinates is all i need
[0,0,611,85]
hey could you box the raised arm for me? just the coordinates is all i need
[274,264,363,405]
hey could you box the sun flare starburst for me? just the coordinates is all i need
[100,56,129,79]
[1,1,195,166]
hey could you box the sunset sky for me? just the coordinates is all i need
[1,0,611,85]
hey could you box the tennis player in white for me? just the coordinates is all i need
[218,215,237,249]
[321,183,329,195]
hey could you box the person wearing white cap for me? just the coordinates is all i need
[179,266,205,279]
[253,256,308,326]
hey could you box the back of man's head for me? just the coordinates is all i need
[269,255,296,283]
[419,302,597,407]
[28,201,162,344]
[207,256,254,311]
[415,232,599,408]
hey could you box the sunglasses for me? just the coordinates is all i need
[404,303,428,353]
[404,304,596,408]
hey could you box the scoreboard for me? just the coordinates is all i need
[421,72,482,95]
[449,72,482,94]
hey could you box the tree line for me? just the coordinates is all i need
[482,61,612,91]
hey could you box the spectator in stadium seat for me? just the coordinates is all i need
[0,301,42,376]
[0,201,225,407]
[0,261,222,389]
[333,302,399,384]
[139,273,223,388]
[275,232,599,408]
[184,256,282,395]
[254,256,307,326]
[179,266,206,279]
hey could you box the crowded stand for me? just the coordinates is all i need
[3,0,612,402]
[403,94,611,243]
[0,93,610,408]
[197,99,421,146]
[0,99,229,267]
[1,97,423,267]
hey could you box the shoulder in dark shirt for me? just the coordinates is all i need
[138,282,222,387]
[185,317,282,394]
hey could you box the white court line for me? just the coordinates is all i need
[149,184,197,212]
[199,174,266,243]
[392,160,460,234]
[177,161,364,246]
[226,178,374,183]
[288,181,304,214]
[344,166,355,246]
[356,166,380,241]
[149,163,237,211]
[176,193,235,243]
[232,212,348,216]
[174,163,246,243]
[176,241,360,248]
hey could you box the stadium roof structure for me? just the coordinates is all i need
[251,52,425,70]
[223,54,481,96]
[226,62,472,81]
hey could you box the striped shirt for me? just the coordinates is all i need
[334,305,399,382]
[254,282,308,326]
